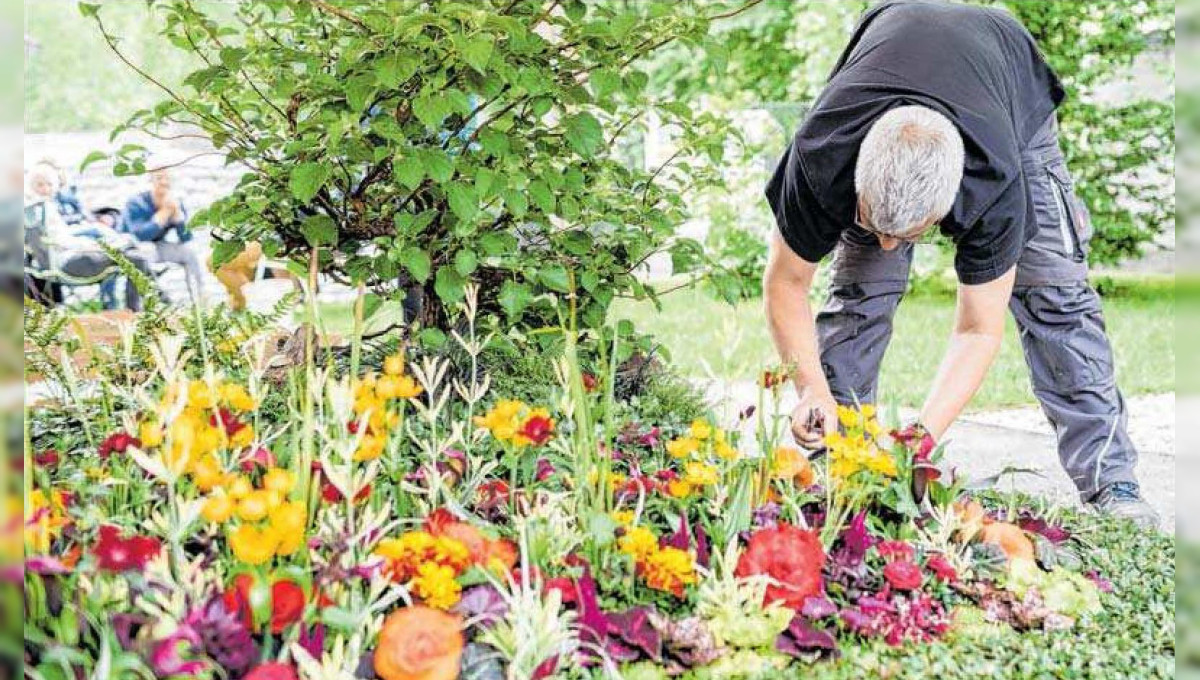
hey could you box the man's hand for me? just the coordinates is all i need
[791,388,838,450]
[763,232,838,450]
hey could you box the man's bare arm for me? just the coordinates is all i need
[763,232,838,446]
[919,266,1016,438]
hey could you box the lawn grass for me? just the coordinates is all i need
[612,284,1174,410]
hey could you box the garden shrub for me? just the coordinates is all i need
[82,0,752,334]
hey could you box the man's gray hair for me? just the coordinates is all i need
[854,105,964,238]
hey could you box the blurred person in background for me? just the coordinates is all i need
[24,163,157,310]
[121,168,205,304]
[763,1,1158,528]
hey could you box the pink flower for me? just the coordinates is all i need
[92,525,161,572]
[926,554,958,583]
[150,628,207,677]
[876,540,915,563]
[882,560,923,591]
[243,663,299,680]
[98,432,140,459]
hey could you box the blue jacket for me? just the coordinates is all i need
[121,190,192,243]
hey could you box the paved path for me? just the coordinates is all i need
[702,380,1176,533]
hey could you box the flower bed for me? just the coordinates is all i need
[22,302,1173,679]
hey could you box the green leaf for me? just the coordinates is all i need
[78,2,100,18]
[454,249,478,276]
[447,183,478,221]
[590,69,621,99]
[362,293,385,322]
[413,92,451,130]
[502,189,528,217]
[461,35,494,72]
[300,214,338,247]
[211,239,245,268]
[375,53,418,85]
[392,156,424,190]
[290,163,329,202]
[528,180,554,214]
[345,74,377,111]
[434,266,467,304]
[79,150,108,171]
[539,264,570,292]
[401,248,431,282]
[416,149,454,183]
[563,112,603,157]
[498,279,532,318]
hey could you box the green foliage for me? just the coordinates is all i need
[85,0,754,333]
[655,0,1174,267]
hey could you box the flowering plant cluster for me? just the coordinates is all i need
[22,300,1118,680]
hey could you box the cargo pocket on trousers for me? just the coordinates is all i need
[1017,287,1111,392]
[1045,161,1088,263]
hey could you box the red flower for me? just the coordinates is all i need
[240,446,276,471]
[243,663,299,680]
[883,560,924,591]
[321,480,371,504]
[734,523,825,610]
[581,372,599,392]
[209,408,246,436]
[223,575,307,633]
[34,450,60,467]
[876,540,915,563]
[92,525,161,572]
[270,580,306,634]
[544,577,578,605]
[925,555,958,583]
[98,432,140,459]
[425,508,460,535]
[519,415,555,446]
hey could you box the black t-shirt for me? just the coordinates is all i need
[765,0,1065,284]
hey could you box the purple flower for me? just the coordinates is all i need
[1018,512,1072,544]
[751,502,781,530]
[800,595,838,620]
[149,628,207,677]
[1085,570,1114,593]
[775,615,838,659]
[832,511,876,567]
[453,584,509,625]
[535,458,556,482]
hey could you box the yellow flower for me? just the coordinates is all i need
[610,510,635,526]
[688,419,713,441]
[715,440,739,461]
[272,504,307,556]
[394,375,423,399]
[473,400,526,443]
[618,526,658,562]
[191,454,227,492]
[139,421,165,449]
[665,437,700,459]
[219,383,257,412]
[837,405,861,430]
[229,524,279,565]
[263,468,294,495]
[202,494,236,523]
[236,490,272,522]
[376,374,402,400]
[383,353,405,377]
[410,562,462,610]
[683,461,719,487]
[228,475,253,499]
[230,425,255,450]
[666,479,692,498]
[25,489,68,554]
[187,380,217,410]
[354,434,386,461]
[640,546,697,596]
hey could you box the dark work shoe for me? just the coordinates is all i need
[1088,482,1159,530]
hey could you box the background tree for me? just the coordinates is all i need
[656,0,1175,267]
[84,0,755,338]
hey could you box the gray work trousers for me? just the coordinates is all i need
[816,115,1136,500]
